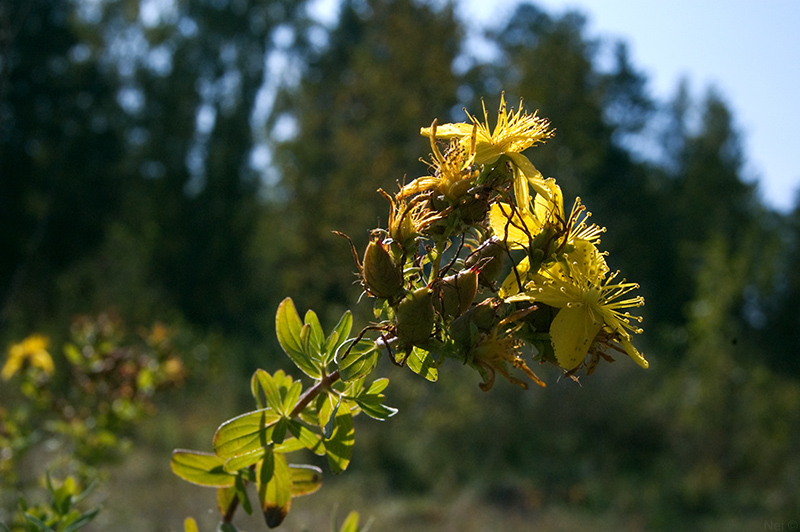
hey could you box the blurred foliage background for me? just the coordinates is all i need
[1,0,799,530]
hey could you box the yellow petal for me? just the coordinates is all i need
[550,305,603,371]
[619,336,649,369]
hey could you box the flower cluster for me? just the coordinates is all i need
[343,93,647,390]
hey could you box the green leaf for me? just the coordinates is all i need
[235,474,253,515]
[276,299,319,378]
[406,347,438,382]
[223,448,266,473]
[217,486,237,517]
[338,511,361,532]
[304,309,325,355]
[288,465,323,497]
[285,420,325,456]
[348,377,397,421]
[323,310,353,366]
[336,339,379,382]
[213,409,282,459]
[320,395,354,474]
[61,508,100,532]
[272,417,288,445]
[282,380,303,414]
[22,513,53,531]
[322,395,341,439]
[251,372,264,409]
[355,400,398,421]
[255,370,283,413]
[257,452,292,529]
[171,450,236,487]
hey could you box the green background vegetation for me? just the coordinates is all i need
[2,0,799,530]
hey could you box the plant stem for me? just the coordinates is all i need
[222,369,341,524]
[290,370,340,417]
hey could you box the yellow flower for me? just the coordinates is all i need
[398,119,478,201]
[421,93,555,209]
[490,184,606,298]
[2,335,54,380]
[470,310,546,391]
[379,189,445,245]
[507,242,647,371]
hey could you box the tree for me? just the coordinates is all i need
[271,0,463,315]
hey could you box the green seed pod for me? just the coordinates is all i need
[466,236,505,287]
[362,238,403,299]
[395,286,434,346]
[433,268,479,319]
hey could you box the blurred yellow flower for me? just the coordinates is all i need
[2,335,54,380]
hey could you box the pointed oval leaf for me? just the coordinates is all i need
[338,511,361,532]
[355,400,398,421]
[336,339,379,382]
[406,347,438,381]
[258,452,292,529]
[256,370,283,413]
[223,448,267,473]
[171,450,236,487]
[289,464,323,497]
[277,299,319,377]
[216,486,237,517]
[286,420,326,456]
[366,377,390,395]
[61,508,100,532]
[323,310,353,366]
[282,380,303,414]
[320,396,354,474]
[213,409,281,459]
[303,309,325,355]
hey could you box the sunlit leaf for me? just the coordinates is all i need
[288,464,323,497]
[213,409,281,459]
[257,452,292,528]
[216,486,237,517]
[258,370,282,411]
[338,511,361,532]
[324,310,353,366]
[235,474,253,515]
[348,377,397,421]
[272,417,288,445]
[282,380,303,414]
[61,508,100,532]
[336,339,379,382]
[286,420,325,456]
[406,347,438,381]
[171,450,236,487]
[320,395,354,474]
[276,298,319,377]
[22,513,53,531]
[303,309,325,355]
[223,448,266,473]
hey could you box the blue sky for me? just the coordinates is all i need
[461,0,800,212]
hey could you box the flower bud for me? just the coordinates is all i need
[433,268,479,319]
[395,286,434,346]
[466,236,505,287]
[362,238,403,299]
